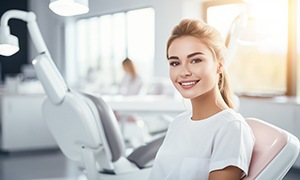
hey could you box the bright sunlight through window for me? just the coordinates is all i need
[207,0,288,96]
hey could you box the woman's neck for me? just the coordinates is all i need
[190,88,228,120]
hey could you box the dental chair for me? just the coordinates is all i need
[32,54,164,180]
[244,118,300,180]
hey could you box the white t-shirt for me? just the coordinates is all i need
[149,109,255,180]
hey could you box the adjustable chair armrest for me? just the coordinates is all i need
[127,135,165,168]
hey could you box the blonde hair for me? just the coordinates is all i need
[122,58,137,80]
[166,19,234,109]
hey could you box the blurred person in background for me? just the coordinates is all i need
[119,58,143,96]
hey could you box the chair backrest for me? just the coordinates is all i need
[33,51,135,173]
[244,118,300,180]
[42,91,128,172]
[83,93,126,162]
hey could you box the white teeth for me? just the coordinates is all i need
[181,81,195,86]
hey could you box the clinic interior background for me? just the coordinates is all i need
[1,0,300,169]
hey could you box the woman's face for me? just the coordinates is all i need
[168,36,220,99]
[123,64,129,73]
[123,62,132,73]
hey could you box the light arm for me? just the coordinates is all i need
[0,10,68,104]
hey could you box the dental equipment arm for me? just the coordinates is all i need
[0,10,68,104]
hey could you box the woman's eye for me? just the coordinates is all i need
[169,61,180,67]
[191,58,202,64]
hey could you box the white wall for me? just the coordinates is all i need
[28,0,203,82]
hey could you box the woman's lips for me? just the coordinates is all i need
[178,80,200,89]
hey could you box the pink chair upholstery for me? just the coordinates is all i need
[244,118,300,180]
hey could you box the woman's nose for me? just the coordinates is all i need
[180,65,192,77]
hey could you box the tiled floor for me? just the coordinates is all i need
[0,148,299,180]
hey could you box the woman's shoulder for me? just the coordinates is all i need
[219,108,245,123]
[218,109,253,133]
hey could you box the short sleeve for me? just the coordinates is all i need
[209,121,255,176]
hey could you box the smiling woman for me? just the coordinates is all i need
[149,19,255,180]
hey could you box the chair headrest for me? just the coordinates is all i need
[83,93,126,162]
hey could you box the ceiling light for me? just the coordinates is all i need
[49,0,89,16]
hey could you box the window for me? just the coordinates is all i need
[297,1,300,96]
[203,0,293,96]
[72,8,155,92]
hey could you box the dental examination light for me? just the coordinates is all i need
[0,10,68,104]
[49,0,89,16]
[225,2,257,68]
[0,26,19,56]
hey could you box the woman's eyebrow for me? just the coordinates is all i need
[168,52,204,60]
[187,52,204,58]
[168,56,179,60]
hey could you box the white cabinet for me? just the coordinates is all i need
[0,94,57,152]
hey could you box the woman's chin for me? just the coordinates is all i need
[179,92,196,99]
